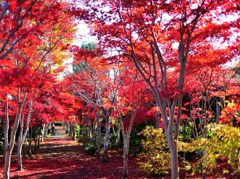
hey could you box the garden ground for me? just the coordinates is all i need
[0,126,148,179]
[0,126,238,178]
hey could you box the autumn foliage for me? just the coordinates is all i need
[0,0,240,179]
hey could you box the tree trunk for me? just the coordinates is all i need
[73,124,76,141]
[117,88,139,178]
[28,128,33,157]
[17,121,24,171]
[3,92,26,179]
[68,124,72,137]
[102,115,110,163]
[67,123,70,135]
[86,116,93,140]
[122,153,128,179]
[156,97,179,179]
[3,100,10,178]
[3,147,11,179]
[3,114,22,179]
[167,136,179,179]
[34,129,38,151]
[41,124,46,142]
[216,97,222,124]
[17,143,23,171]
[17,99,32,171]
[122,134,130,179]
[37,131,40,149]
[34,128,41,151]
[96,109,101,160]
[174,95,183,139]
[116,124,121,144]
[203,98,208,138]
[201,149,207,179]
[201,98,208,178]
[155,111,160,128]
[3,106,9,162]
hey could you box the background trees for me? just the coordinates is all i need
[0,1,76,178]
[74,0,239,178]
[0,0,239,178]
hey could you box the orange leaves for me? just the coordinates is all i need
[102,97,113,110]
[220,101,240,125]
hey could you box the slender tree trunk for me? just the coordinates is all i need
[69,124,71,136]
[122,134,130,179]
[102,115,110,163]
[17,142,23,171]
[201,97,208,179]
[118,87,139,178]
[156,97,179,179]
[33,128,37,151]
[155,111,160,128]
[86,114,93,140]
[118,102,138,178]
[73,124,76,141]
[34,128,41,150]
[203,97,208,138]
[3,148,11,179]
[116,124,121,144]
[88,122,93,140]
[28,128,33,157]
[96,109,101,160]
[82,125,86,135]
[41,124,46,142]
[3,92,26,179]
[17,98,33,171]
[174,95,183,139]
[3,100,9,175]
[3,103,9,162]
[216,97,222,124]
[3,113,22,179]
[37,134,40,149]
[67,123,70,135]
[69,125,72,138]
[17,117,24,171]
[167,135,179,179]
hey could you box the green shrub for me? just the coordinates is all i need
[179,121,196,142]
[0,140,3,153]
[76,125,81,139]
[109,133,121,150]
[178,124,240,175]
[0,127,4,153]
[84,141,97,155]
[78,128,98,156]
[54,122,62,126]
[129,123,146,156]
[203,124,240,174]
[138,126,170,176]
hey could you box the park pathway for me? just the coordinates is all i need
[2,126,99,179]
[0,126,146,179]
[0,125,237,178]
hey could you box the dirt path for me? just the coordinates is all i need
[0,126,147,179]
[1,126,236,178]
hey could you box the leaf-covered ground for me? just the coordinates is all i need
[0,126,148,179]
[0,126,239,178]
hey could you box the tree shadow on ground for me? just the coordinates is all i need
[0,127,147,179]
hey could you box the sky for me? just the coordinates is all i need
[74,22,97,46]
[62,21,97,74]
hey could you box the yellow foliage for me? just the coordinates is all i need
[178,124,240,175]
[138,126,170,175]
